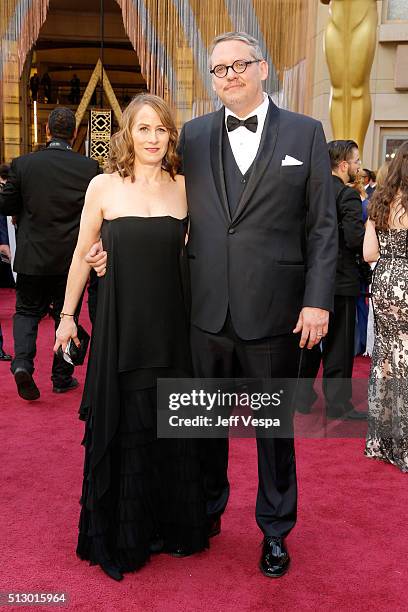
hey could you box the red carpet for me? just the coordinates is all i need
[1,287,407,611]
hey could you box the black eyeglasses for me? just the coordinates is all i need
[210,59,262,78]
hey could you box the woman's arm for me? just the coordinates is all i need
[54,175,105,352]
[363,218,380,262]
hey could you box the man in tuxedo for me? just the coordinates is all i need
[87,32,337,577]
[181,31,337,577]
[0,107,100,400]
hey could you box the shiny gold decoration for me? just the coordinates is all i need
[101,67,123,124]
[1,41,21,163]
[75,62,102,130]
[321,0,378,149]
[75,59,122,129]
[89,109,112,164]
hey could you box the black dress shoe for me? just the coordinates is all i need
[100,563,123,581]
[207,516,221,538]
[259,537,290,578]
[0,349,12,361]
[52,377,79,394]
[14,368,40,401]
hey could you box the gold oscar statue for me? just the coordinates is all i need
[321,0,377,149]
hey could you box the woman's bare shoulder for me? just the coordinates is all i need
[85,174,122,212]
[87,172,121,193]
[92,171,121,184]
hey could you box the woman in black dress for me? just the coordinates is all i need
[55,94,208,580]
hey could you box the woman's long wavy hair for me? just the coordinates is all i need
[368,141,408,230]
[105,94,180,181]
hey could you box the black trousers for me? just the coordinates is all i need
[11,273,79,386]
[190,314,299,538]
[300,294,356,413]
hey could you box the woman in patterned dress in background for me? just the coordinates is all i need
[363,141,408,473]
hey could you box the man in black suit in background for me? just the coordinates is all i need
[299,141,366,419]
[0,107,100,401]
[368,170,377,198]
[87,32,338,577]
[361,167,376,200]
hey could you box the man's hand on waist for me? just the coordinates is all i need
[85,241,107,277]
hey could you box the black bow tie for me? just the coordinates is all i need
[226,114,258,133]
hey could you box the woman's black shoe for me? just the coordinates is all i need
[100,563,123,581]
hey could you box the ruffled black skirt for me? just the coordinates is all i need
[76,369,208,572]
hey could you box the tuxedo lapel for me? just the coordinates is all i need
[210,107,231,222]
[232,98,280,222]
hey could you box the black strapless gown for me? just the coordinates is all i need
[76,216,208,572]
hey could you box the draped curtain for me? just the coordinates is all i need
[0,0,49,158]
[0,0,49,73]
[116,0,309,120]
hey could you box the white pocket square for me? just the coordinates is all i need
[281,155,303,166]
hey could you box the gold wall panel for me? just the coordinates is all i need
[89,109,112,165]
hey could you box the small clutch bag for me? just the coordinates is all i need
[57,324,90,366]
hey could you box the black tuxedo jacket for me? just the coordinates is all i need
[332,175,365,296]
[179,98,338,340]
[0,140,100,275]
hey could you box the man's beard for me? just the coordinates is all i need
[348,170,357,183]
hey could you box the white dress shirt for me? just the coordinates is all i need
[224,93,270,175]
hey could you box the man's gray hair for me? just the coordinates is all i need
[209,32,264,66]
